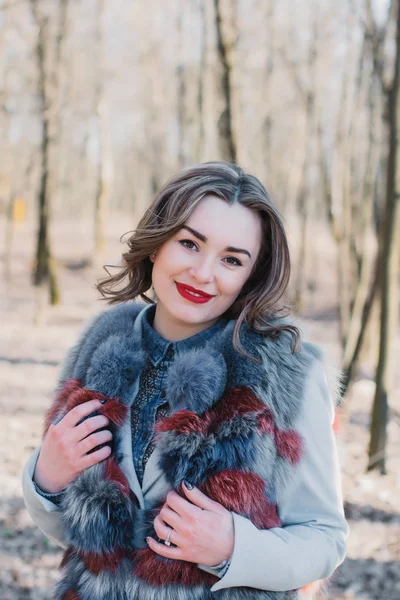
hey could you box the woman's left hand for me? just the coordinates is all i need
[147,481,234,567]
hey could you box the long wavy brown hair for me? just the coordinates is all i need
[96,161,301,358]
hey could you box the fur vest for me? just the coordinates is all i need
[43,302,330,600]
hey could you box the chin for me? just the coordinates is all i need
[172,305,214,325]
[164,297,215,325]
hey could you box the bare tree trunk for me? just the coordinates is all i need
[334,41,356,348]
[262,0,274,183]
[196,0,206,162]
[293,92,315,312]
[214,0,236,163]
[342,72,380,381]
[31,0,51,288]
[176,6,185,169]
[279,18,318,311]
[318,17,381,396]
[1,10,13,285]
[94,98,112,260]
[93,0,112,263]
[368,0,400,474]
[31,0,67,308]
[341,257,379,395]
[337,232,352,347]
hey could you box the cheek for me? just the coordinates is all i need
[157,244,187,271]
[151,246,186,289]
[218,269,252,297]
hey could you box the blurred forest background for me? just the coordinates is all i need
[1,0,400,598]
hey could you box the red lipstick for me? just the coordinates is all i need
[175,282,215,304]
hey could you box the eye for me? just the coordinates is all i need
[224,256,243,267]
[179,239,198,251]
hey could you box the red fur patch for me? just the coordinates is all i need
[100,398,128,426]
[44,379,127,434]
[274,429,303,464]
[201,470,280,529]
[64,386,107,412]
[133,548,217,587]
[208,386,266,426]
[155,409,209,435]
[105,456,131,497]
[62,591,80,600]
[156,387,269,438]
[257,409,275,435]
[44,379,82,435]
[80,547,131,575]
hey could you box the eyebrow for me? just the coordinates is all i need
[181,225,252,259]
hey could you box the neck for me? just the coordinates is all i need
[152,304,219,342]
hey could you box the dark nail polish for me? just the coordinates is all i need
[145,537,150,544]
[99,398,107,404]
[184,480,193,490]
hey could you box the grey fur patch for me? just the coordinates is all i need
[85,334,145,404]
[252,433,277,484]
[216,321,321,430]
[215,414,259,440]
[78,558,138,600]
[215,588,298,599]
[57,555,300,600]
[156,431,206,458]
[53,551,85,600]
[133,507,159,549]
[251,343,317,431]
[134,583,213,600]
[78,563,214,600]
[270,456,297,507]
[166,349,227,413]
[61,463,136,554]
[70,302,146,382]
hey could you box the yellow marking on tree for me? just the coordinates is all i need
[13,198,26,222]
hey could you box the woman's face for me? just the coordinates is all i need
[150,194,263,340]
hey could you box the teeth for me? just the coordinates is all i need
[187,290,203,297]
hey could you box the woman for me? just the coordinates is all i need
[23,161,348,600]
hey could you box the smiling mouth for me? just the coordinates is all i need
[175,282,215,303]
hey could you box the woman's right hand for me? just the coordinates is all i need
[33,399,112,493]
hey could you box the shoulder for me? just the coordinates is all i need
[75,299,148,356]
[239,315,323,371]
[58,301,147,383]
[234,317,342,411]
[73,300,146,355]
[85,301,147,334]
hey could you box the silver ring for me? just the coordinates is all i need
[164,527,173,547]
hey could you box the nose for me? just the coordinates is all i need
[188,256,215,283]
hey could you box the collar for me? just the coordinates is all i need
[140,303,229,367]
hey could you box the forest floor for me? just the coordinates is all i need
[0,217,399,600]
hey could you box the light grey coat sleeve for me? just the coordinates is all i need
[210,360,349,593]
[21,313,105,549]
[22,447,67,549]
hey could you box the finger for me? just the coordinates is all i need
[181,481,220,512]
[77,429,113,455]
[146,536,183,560]
[165,490,201,519]
[153,515,179,545]
[61,400,103,429]
[72,415,110,443]
[159,505,182,531]
[80,444,111,470]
